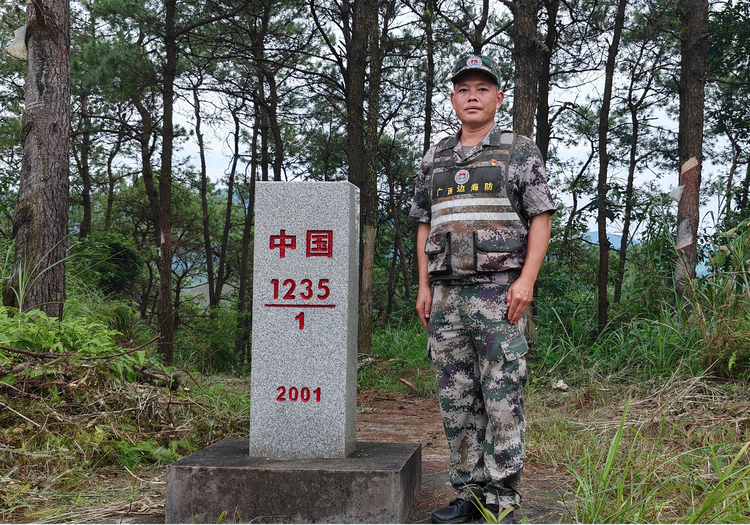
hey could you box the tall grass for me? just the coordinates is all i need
[359,318,435,396]
[534,220,750,383]
[565,399,750,523]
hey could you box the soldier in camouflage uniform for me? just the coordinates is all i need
[409,54,555,524]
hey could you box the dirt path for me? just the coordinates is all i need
[356,391,569,524]
[95,390,568,524]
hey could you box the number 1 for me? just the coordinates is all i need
[295,312,304,330]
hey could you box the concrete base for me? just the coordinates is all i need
[165,439,421,523]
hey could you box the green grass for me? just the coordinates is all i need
[358,318,436,396]
[562,402,750,523]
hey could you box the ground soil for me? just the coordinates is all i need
[355,390,569,524]
[98,390,569,524]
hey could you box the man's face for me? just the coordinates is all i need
[450,73,504,129]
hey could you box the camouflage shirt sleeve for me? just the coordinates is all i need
[408,145,437,223]
[507,135,556,222]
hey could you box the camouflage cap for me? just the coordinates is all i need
[451,55,502,86]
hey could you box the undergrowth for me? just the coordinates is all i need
[357,317,436,397]
[0,300,249,522]
[1,220,749,523]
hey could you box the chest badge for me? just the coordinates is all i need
[455,170,470,185]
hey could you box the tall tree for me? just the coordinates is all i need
[505,0,543,137]
[3,0,70,318]
[611,11,672,304]
[309,0,378,354]
[674,0,708,292]
[535,0,558,161]
[596,0,627,331]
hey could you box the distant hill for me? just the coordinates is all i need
[583,232,625,250]
[582,231,708,276]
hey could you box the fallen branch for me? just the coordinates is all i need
[80,337,159,361]
[0,344,62,359]
[399,378,416,390]
[0,336,158,362]
[0,400,42,428]
[132,365,187,390]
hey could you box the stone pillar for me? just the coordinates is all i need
[249,181,360,458]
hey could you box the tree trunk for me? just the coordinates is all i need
[613,107,638,304]
[614,82,649,304]
[739,162,750,213]
[422,0,435,156]
[722,136,740,220]
[343,0,371,354]
[104,130,123,231]
[674,0,709,293]
[195,85,216,309]
[536,0,559,161]
[388,173,410,302]
[3,0,70,319]
[511,0,542,137]
[76,93,92,238]
[265,72,284,182]
[596,0,627,332]
[381,244,397,328]
[358,0,386,356]
[156,0,178,364]
[236,107,259,363]
[214,106,241,304]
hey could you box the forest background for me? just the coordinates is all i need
[2,0,749,370]
[1,0,750,521]
[0,0,750,375]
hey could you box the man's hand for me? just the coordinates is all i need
[507,212,552,324]
[415,222,433,330]
[416,286,432,329]
[507,276,533,324]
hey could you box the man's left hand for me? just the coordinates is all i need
[507,276,534,324]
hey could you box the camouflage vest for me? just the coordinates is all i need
[426,129,527,279]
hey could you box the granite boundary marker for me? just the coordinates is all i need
[249,181,360,458]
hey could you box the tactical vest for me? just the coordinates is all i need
[425,129,527,279]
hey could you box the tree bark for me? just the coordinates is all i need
[511,0,542,137]
[76,92,92,238]
[422,0,435,156]
[596,0,627,332]
[236,104,260,363]
[215,106,241,304]
[613,103,639,304]
[195,85,216,310]
[3,0,71,319]
[674,0,709,293]
[155,0,178,364]
[358,0,389,356]
[104,130,123,231]
[535,0,559,161]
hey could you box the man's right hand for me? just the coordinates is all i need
[416,286,432,330]
[415,222,432,330]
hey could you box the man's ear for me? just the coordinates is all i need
[496,91,504,109]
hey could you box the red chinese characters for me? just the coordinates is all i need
[266,229,336,331]
[269,229,333,258]
[269,229,296,258]
[306,230,333,258]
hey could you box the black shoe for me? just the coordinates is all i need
[430,498,481,523]
[479,504,514,524]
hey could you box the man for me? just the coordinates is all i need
[409,54,555,524]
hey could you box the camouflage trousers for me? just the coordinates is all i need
[428,281,528,508]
